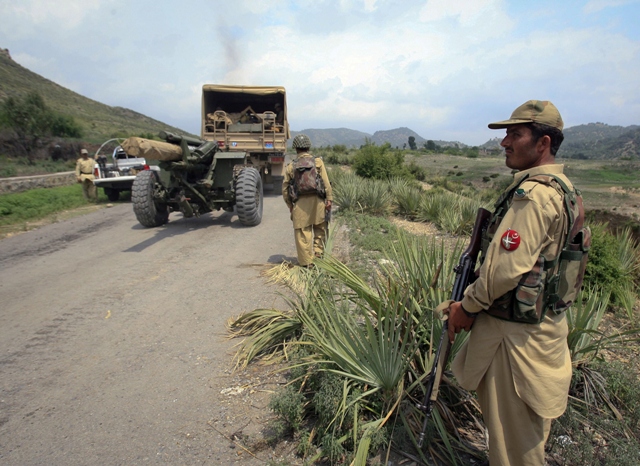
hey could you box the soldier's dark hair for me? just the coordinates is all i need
[527,122,564,156]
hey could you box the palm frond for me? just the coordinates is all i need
[227,308,302,368]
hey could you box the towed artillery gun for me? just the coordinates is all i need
[125,84,289,228]
[123,131,264,228]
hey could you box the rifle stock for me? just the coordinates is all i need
[417,207,491,448]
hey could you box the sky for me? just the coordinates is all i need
[1,0,639,146]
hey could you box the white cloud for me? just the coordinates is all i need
[419,0,505,25]
[584,0,639,14]
[0,0,104,35]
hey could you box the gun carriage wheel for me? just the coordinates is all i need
[132,170,169,227]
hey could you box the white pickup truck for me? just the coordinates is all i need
[93,139,159,201]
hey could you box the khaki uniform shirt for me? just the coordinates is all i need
[75,157,95,180]
[453,164,573,418]
[282,153,333,229]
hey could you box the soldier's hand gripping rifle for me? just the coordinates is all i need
[417,207,491,448]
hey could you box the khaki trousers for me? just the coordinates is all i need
[81,178,97,201]
[476,343,551,466]
[293,222,327,266]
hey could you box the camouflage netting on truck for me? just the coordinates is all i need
[121,137,183,161]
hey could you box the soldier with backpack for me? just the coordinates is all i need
[282,134,333,267]
[444,101,589,466]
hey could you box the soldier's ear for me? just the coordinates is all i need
[537,135,551,153]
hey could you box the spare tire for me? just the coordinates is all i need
[235,167,263,226]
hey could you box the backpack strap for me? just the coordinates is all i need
[492,174,530,219]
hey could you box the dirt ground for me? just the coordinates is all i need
[0,195,304,465]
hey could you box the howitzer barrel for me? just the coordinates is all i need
[121,137,183,161]
[158,131,204,147]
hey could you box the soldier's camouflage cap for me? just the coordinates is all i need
[488,100,563,131]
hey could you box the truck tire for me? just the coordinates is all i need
[104,187,120,202]
[235,167,263,226]
[132,170,169,227]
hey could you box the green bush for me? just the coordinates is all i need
[353,142,409,180]
[595,360,640,435]
[269,385,305,434]
[407,160,427,181]
[585,223,626,293]
[49,113,83,138]
[0,91,83,144]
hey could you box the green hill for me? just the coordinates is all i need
[561,123,640,159]
[0,50,187,145]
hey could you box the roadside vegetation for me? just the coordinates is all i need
[0,184,114,238]
[229,143,640,465]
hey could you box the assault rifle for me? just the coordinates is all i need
[417,207,491,448]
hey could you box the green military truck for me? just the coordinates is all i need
[126,85,289,228]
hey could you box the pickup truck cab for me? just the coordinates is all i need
[93,142,159,201]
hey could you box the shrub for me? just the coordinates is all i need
[407,160,427,181]
[352,143,393,179]
[585,223,627,298]
[353,142,408,180]
[0,91,83,150]
[269,385,305,434]
[49,114,83,138]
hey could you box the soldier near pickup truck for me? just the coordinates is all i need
[282,134,333,267]
[75,148,97,201]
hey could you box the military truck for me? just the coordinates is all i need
[201,85,288,193]
[125,85,288,228]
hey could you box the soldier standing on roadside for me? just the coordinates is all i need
[282,134,333,267]
[445,100,579,466]
[75,148,97,201]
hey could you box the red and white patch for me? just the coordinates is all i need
[501,229,521,251]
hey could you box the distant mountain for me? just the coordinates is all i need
[480,137,502,150]
[290,128,370,148]
[291,126,467,150]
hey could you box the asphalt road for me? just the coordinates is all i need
[0,194,298,465]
